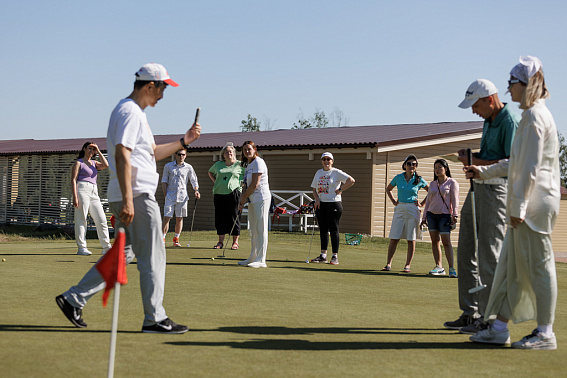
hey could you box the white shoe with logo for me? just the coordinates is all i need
[512,329,557,350]
[77,248,92,256]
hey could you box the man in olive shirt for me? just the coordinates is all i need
[444,79,520,334]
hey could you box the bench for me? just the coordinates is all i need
[241,190,317,233]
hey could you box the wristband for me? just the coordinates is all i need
[180,137,189,150]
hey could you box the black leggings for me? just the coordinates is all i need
[316,201,343,254]
[214,190,241,235]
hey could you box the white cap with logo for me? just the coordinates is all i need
[321,152,334,160]
[135,63,179,87]
[458,79,497,109]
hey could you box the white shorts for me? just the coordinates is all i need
[389,202,421,241]
[164,198,188,218]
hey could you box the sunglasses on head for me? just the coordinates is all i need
[322,157,332,162]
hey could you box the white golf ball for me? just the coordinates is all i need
[211,257,215,261]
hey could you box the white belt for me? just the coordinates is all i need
[473,178,506,185]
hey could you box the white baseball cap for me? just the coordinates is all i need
[135,63,179,87]
[458,79,497,109]
[321,152,334,160]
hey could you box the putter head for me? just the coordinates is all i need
[468,284,487,294]
[186,243,190,247]
[305,260,310,264]
[217,255,225,258]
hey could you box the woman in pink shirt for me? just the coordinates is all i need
[71,142,112,256]
[421,159,459,277]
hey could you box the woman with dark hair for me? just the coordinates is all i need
[238,141,271,268]
[208,142,245,250]
[381,154,428,273]
[71,142,112,256]
[421,159,459,277]
[468,56,560,350]
[309,152,355,265]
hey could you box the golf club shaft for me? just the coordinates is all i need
[220,211,241,257]
[467,148,485,293]
[187,198,198,245]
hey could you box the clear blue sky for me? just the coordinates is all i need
[2,0,566,141]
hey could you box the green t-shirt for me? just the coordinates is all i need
[477,103,520,161]
[209,160,245,195]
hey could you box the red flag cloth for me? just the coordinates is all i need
[95,228,128,307]
[110,215,116,228]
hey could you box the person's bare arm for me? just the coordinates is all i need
[115,144,134,226]
[71,161,80,208]
[153,122,201,161]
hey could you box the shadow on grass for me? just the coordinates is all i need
[0,324,139,334]
[196,326,449,335]
[165,338,497,350]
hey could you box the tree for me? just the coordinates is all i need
[241,114,261,132]
[292,109,329,129]
[559,131,567,187]
[262,115,277,131]
[329,107,350,127]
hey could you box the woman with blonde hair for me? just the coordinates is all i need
[208,142,245,250]
[468,56,560,350]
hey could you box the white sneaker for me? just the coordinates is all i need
[429,265,445,275]
[102,247,111,255]
[237,260,250,266]
[470,325,510,345]
[247,262,267,268]
[77,248,92,256]
[512,329,557,350]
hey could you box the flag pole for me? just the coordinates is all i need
[107,282,121,378]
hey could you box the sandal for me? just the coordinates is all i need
[231,242,239,250]
[213,242,223,249]
[381,266,391,271]
[402,267,411,273]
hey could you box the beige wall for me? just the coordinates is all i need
[372,140,481,239]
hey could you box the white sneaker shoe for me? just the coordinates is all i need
[237,260,250,266]
[102,247,111,255]
[247,262,267,268]
[470,325,510,345]
[512,329,557,350]
[77,248,92,256]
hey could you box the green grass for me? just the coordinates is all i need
[1,231,566,377]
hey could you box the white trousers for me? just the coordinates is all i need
[247,198,270,264]
[65,194,168,326]
[74,181,111,250]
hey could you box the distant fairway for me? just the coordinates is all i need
[1,230,565,377]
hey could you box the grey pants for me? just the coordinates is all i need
[457,183,507,319]
[64,194,168,326]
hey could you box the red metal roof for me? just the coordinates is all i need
[0,121,483,155]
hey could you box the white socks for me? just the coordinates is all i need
[321,252,327,259]
[537,325,553,337]
[175,233,180,238]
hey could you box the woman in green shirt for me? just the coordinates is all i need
[208,142,245,250]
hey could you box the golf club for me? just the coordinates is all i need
[467,148,487,294]
[305,211,318,263]
[194,107,201,124]
[186,197,198,247]
[218,211,241,258]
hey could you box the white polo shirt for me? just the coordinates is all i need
[107,98,159,202]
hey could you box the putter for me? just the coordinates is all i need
[194,107,201,124]
[305,212,318,263]
[218,211,241,258]
[467,148,487,294]
[186,198,198,247]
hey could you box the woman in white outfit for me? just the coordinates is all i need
[71,142,112,256]
[468,56,560,350]
[238,141,271,268]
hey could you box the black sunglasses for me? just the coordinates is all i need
[177,153,186,156]
[406,162,417,167]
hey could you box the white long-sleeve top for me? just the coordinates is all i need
[477,99,560,234]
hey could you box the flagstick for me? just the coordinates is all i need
[107,282,121,378]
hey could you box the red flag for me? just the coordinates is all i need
[95,228,128,307]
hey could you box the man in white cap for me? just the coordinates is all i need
[56,63,201,334]
[443,79,519,334]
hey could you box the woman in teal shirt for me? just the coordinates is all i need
[381,154,429,273]
[208,142,245,250]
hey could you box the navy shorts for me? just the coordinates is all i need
[426,212,452,234]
